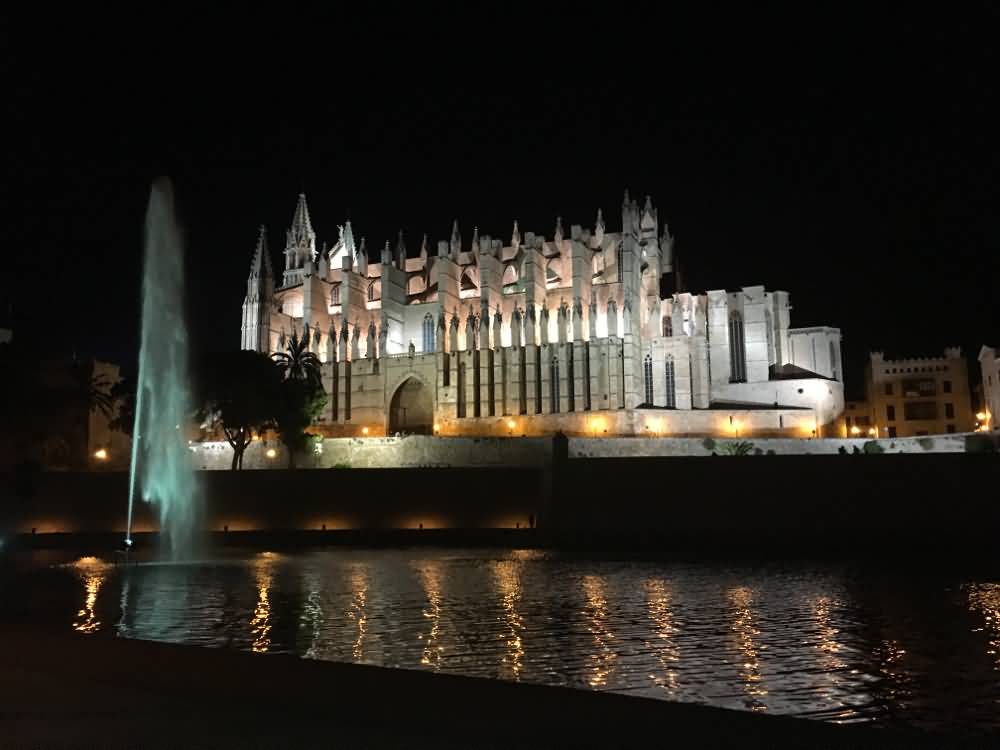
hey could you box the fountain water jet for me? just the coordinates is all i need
[126,177,200,558]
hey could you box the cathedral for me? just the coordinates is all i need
[241,192,844,438]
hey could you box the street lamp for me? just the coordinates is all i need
[507,419,515,437]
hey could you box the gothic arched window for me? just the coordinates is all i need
[422,313,435,353]
[502,263,518,287]
[331,285,340,306]
[617,243,625,282]
[643,354,654,405]
[551,356,560,413]
[729,311,747,383]
[662,316,673,338]
[664,354,676,408]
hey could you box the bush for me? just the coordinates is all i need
[719,440,755,456]
[862,440,884,455]
[918,437,934,451]
[702,437,716,452]
[332,461,352,469]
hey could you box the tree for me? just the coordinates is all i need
[273,378,327,469]
[108,375,136,435]
[196,350,282,470]
[271,328,322,389]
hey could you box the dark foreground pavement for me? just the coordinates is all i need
[0,626,993,749]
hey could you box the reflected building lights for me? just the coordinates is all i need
[417,562,444,669]
[301,571,323,660]
[967,583,1000,670]
[493,559,525,680]
[644,578,680,695]
[250,554,276,653]
[582,575,616,688]
[350,565,369,662]
[73,561,108,634]
[728,586,768,711]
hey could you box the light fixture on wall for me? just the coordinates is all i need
[265,448,277,459]
[433,423,440,434]
[362,426,370,436]
[94,448,108,460]
[507,419,515,437]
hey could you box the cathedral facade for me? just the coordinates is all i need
[241,192,844,438]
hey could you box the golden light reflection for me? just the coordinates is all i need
[349,565,369,662]
[967,582,1000,670]
[72,557,110,634]
[493,559,525,680]
[582,575,616,688]
[644,578,680,695]
[250,553,277,653]
[811,594,857,721]
[728,586,768,711]
[874,638,910,705]
[417,562,444,669]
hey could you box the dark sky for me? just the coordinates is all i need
[5,8,999,397]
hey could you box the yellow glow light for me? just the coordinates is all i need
[868,427,877,437]
[977,412,988,422]
[94,448,108,460]
[252,434,260,441]
[850,426,861,435]
[433,423,440,433]
[362,426,369,436]
[265,448,277,459]
[507,419,515,430]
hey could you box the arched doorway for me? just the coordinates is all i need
[388,377,434,434]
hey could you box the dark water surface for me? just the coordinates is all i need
[16,548,1000,734]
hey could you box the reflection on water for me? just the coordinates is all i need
[43,550,1000,734]
[349,565,368,662]
[416,561,444,670]
[967,583,1000,670]
[250,552,276,653]
[644,578,680,695]
[582,575,616,688]
[728,586,768,712]
[493,560,524,680]
[72,557,109,634]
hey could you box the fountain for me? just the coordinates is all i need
[125,177,200,558]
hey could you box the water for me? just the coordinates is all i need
[26,548,1000,735]
[126,177,200,556]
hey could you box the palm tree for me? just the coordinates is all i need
[271,328,322,388]
[63,358,116,418]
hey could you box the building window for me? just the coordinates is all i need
[888,426,897,438]
[947,424,956,433]
[944,403,954,419]
[664,354,676,408]
[829,340,839,380]
[728,311,746,383]
[662,316,672,337]
[367,282,377,302]
[903,402,937,421]
[617,243,625,282]
[887,405,896,422]
[551,357,560,413]
[943,380,952,393]
[422,314,435,353]
[643,354,653,405]
[331,285,340,305]
[885,383,893,396]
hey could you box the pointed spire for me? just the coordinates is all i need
[419,233,428,261]
[471,226,480,253]
[341,220,357,261]
[644,195,653,214]
[450,219,461,257]
[596,209,605,232]
[250,225,272,278]
[292,193,313,238]
[554,216,564,243]
[623,188,630,207]
[511,220,521,249]
[395,229,406,268]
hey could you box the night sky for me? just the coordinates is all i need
[5,8,998,397]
